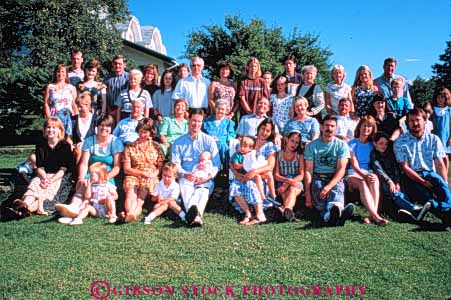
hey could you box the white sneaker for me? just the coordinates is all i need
[69,218,83,226]
[58,217,73,225]
[108,216,117,224]
[143,215,153,225]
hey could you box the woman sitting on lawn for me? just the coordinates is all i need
[347,116,389,225]
[14,118,73,216]
[120,118,165,223]
[55,115,124,221]
[231,118,278,225]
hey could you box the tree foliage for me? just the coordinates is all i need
[0,0,129,134]
[409,77,435,107]
[184,15,333,86]
[432,40,451,91]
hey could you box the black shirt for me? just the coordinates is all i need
[36,140,73,174]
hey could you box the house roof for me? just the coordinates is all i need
[122,39,177,66]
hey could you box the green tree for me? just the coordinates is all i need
[0,0,129,135]
[432,40,451,90]
[184,15,332,86]
[409,77,435,107]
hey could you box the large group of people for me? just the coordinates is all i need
[9,50,451,230]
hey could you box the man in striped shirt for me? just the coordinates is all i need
[104,55,129,120]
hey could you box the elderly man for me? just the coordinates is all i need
[171,108,220,226]
[173,57,210,110]
[304,115,354,226]
[394,108,451,228]
[68,49,84,86]
[373,57,413,106]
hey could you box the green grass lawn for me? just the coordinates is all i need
[0,151,450,299]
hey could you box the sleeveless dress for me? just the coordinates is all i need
[354,87,375,117]
[276,151,302,189]
[49,84,75,135]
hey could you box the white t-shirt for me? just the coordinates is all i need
[152,180,180,200]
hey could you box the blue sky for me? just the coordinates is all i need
[128,0,451,82]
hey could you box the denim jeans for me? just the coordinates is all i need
[403,171,451,216]
[381,182,416,212]
[312,175,345,221]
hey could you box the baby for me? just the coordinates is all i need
[188,151,215,187]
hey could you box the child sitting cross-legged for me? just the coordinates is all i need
[63,162,118,225]
[144,162,186,224]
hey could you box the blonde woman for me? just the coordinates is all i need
[238,57,269,115]
[325,64,352,115]
[351,65,379,117]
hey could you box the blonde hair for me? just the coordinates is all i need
[43,117,65,140]
[291,96,309,118]
[352,65,374,89]
[391,77,404,88]
[163,162,178,176]
[331,64,346,79]
[246,57,262,78]
[88,162,108,183]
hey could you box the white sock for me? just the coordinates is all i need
[179,211,186,221]
[146,212,156,221]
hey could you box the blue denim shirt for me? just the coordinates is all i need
[394,131,446,172]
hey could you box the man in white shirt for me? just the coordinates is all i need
[173,57,210,110]
[68,49,84,86]
[335,98,359,142]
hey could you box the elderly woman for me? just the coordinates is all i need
[72,92,96,163]
[121,118,165,223]
[159,99,189,155]
[115,69,153,121]
[296,65,325,120]
[55,115,124,221]
[208,61,237,117]
[347,116,389,225]
[283,96,320,146]
[231,118,278,225]
[325,64,352,115]
[202,99,236,169]
[351,65,380,117]
[44,64,78,136]
[14,118,73,216]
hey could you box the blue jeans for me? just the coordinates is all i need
[403,171,451,216]
[381,182,416,212]
[312,175,345,221]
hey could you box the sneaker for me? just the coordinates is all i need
[398,209,416,223]
[69,218,83,226]
[108,216,117,224]
[58,217,73,225]
[283,208,297,222]
[143,215,153,225]
[337,203,355,226]
[328,205,341,226]
[191,215,203,227]
[186,206,199,225]
[414,201,431,222]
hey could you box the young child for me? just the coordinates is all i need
[432,87,451,170]
[230,137,266,201]
[370,132,430,222]
[68,162,118,225]
[387,77,413,120]
[15,152,37,186]
[423,102,434,134]
[144,162,185,224]
[274,131,304,222]
[188,151,215,187]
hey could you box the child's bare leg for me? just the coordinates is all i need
[254,174,266,200]
[168,200,182,215]
[151,202,169,219]
[262,171,276,198]
[105,196,117,218]
[73,205,97,222]
[36,198,47,215]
